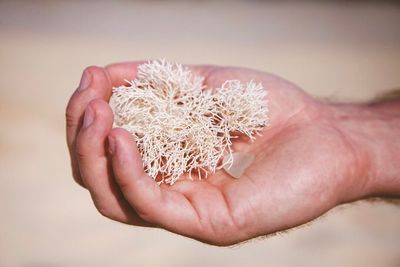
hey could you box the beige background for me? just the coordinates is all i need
[0,1,399,266]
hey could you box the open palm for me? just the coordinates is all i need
[66,62,359,245]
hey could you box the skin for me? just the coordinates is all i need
[66,62,400,246]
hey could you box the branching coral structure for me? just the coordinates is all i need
[109,59,268,185]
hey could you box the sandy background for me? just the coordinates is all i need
[0,1,399,266]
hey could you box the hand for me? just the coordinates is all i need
[66,62,383,246]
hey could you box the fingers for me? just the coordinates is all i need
[76,99,150,226]
[66,62,143,186]
[66,66,113,186]
[108,128,202,235]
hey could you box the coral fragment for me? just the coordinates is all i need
[110,59,268,184]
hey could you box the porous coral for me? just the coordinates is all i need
[109,59,268,184]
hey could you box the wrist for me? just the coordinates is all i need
[327,101,400,201]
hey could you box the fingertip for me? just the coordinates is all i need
[87,98,113,118]
[67,66,112,125]
[80,99,113,133]
[109,127,133,139]
[77,67,93,91]
[77,100,114,157]
[108,128,135,155]
[84,65,107,81]
[76,66,100,91]
[82,104,95,130]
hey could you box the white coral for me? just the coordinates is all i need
[109,59,268,185]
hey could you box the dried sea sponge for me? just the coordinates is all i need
[109,59,268,185]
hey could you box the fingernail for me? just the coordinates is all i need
[82,106,94,129]
[108,136,116,154]
[78,70,92,91]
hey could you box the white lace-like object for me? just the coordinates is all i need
[109,59,268,185]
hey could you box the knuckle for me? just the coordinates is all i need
[94,201,123,222]
[65,105,79,128]
[84,65,109,85]
[75,143,89,161]
[95,202,113,218]
[134,206,154,223]
[84,65,102,75]
[72,169,86,188]
[229,206,248,231]
[197,233,234,247]
[116,180,130,193]
[203,228,239,246]
[73,176,85,188]
[65,92,84,128]
[66,66,104,127]
[210,238,235,247]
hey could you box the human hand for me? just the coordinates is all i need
[66,62,395,246]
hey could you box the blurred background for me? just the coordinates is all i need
[0,0,399,266]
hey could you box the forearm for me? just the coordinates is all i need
[328,99,400,201]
